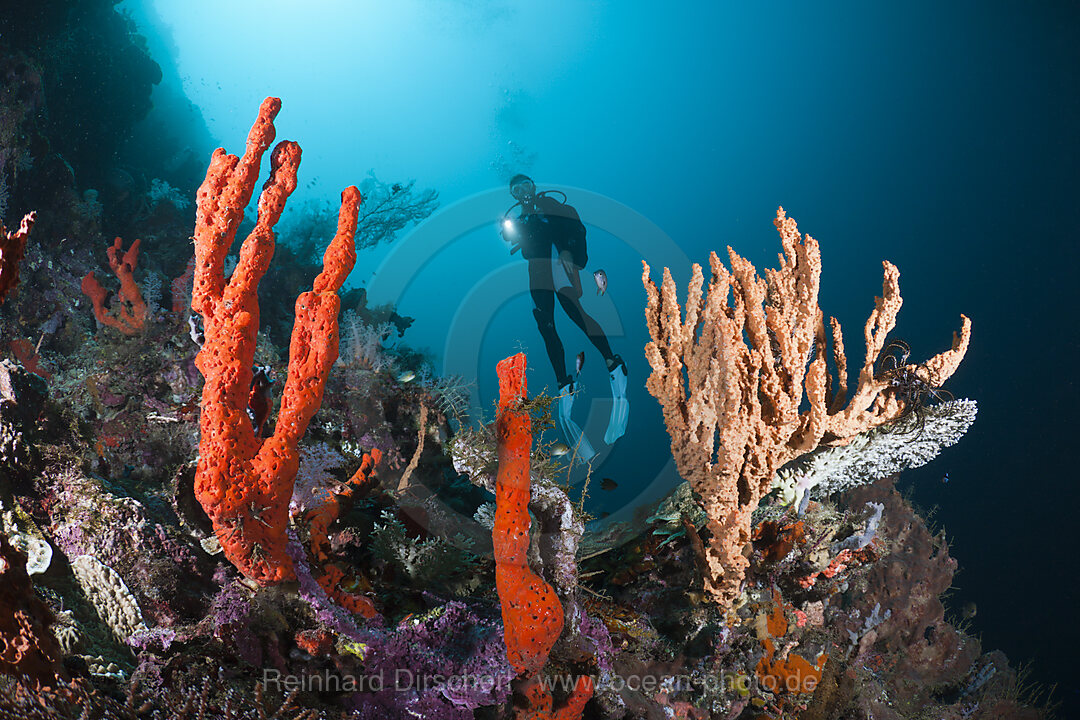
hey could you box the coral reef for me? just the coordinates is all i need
[0,21,1048,713]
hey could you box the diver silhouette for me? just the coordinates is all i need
[501,174,629,459]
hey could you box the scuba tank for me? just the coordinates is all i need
[501,190,587,266]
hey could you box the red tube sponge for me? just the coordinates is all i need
[191,97,360,586]
[494,353,593,718]
[494,353,564,677]
[82,237,147,335]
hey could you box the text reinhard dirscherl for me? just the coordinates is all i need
[261,668,819,695]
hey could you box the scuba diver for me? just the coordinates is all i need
[500,174,628,460]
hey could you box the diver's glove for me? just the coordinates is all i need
[604,356,629,444]
[557,381,596,462]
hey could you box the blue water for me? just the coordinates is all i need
[121,0,1080,710]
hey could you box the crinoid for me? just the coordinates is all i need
[424,373,474,426]
[876,339,955,435]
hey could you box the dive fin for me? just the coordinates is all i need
[557,383,596,462]
[604,358,629,444]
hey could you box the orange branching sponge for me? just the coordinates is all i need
[642,207,971,607]
[82,237,148,335]
[0,211,35,303]
[494,353,593,719]
[192,97,361,586]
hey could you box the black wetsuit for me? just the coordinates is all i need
[511,194,613,387]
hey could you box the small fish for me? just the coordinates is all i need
[942,472,950,484]
[600,478,618,491]
[397,370,416,383]
[550,442,571,457]
[339,573,372,594]
[575,351,585,375]
[247,365,274,437]
[593,269,608,296]
[961,601,977,620]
